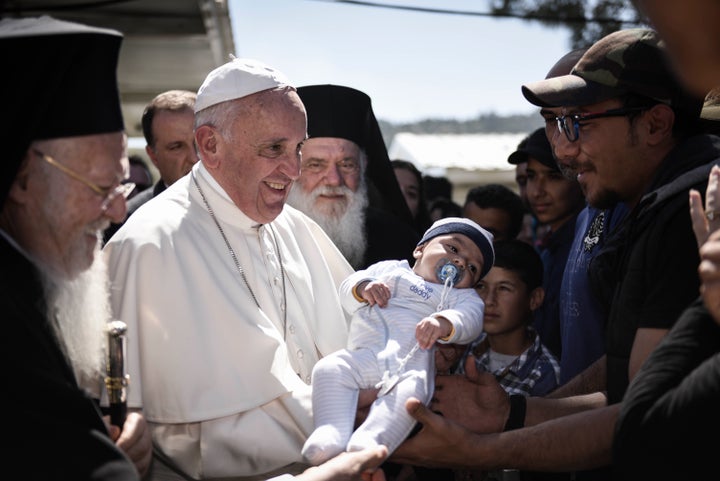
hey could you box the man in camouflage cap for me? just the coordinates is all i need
[391,28,720,477]
[519,27,713,402]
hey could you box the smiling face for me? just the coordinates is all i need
[196,88,307,224]
[294,137,363,218]
[543,99,661,209]
[7,132,127,279]
[525,157,585,231]
[412,233,485,288]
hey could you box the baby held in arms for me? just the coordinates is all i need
[303,217,494,463]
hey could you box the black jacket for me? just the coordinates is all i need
[2,235,138,480]
[590,134,720,403]
[360,206,421,270]
[614,297,720,480]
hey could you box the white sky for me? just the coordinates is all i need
[229,0,575,123]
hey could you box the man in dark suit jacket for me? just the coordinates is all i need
[104,89,198,243]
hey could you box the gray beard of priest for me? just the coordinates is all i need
[287,175,369,269]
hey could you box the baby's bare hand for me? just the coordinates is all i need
[416,317,444,349]
[361,281,391,307]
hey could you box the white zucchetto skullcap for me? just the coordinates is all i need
[195,57,293,113]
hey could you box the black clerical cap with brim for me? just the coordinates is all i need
[1,16,124,210]
[297,84,414,225]
[507,127,557,171]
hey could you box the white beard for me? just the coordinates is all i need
[41,238,111,396]
[288,181,369,268]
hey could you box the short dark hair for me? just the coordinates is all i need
[428,197,462,219]
[491,239,543,291]
[391,159,421,181]
[464,184,525,240]
[620,92,701,139]
[423,175,453,201]
[142,90,197,148]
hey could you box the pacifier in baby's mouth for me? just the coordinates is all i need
[436,258,463,285]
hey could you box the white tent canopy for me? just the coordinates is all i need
[388,132,526,174]
[388,132,528,203]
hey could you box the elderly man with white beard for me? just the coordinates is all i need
[289,84,421,269]
[0,16,152,480]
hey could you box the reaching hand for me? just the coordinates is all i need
[391,397,485,469]
[430,355,509,433]
[107,411,152,477]
[690,164,720,248]
[691,164,720,324]
[295,446,388,481]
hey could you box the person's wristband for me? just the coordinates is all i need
[438,323,456,341]
[352,278,375,303]
[351,284,364,302]
[503,394,526,431]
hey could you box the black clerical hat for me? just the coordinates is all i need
[507,127,557,171]
[297,84,413,224]
[1,16,124,209]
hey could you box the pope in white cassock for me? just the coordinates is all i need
[103,58,354,481]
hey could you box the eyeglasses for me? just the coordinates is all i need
[33,149,135,212]
[555,106,648,142]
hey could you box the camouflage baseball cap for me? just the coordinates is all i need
[521,28,702,118]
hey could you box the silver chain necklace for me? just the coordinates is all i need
[192,171,288,335]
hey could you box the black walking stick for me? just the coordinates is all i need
[105,320,129,429]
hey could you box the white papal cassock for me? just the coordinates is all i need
[104,162,353,480]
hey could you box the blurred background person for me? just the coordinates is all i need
[631,0,720,97]
[462,183,525,242]
[510,127,585,359]
[391,158,432,233]
[125,154,153,199]
[508,132,548,246]
[104,89,198,242]
[428,196,463,223]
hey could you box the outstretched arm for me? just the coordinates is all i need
[416,315,453,350]
[431,356,606,433]
[393,397,617,472]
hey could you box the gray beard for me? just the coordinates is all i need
[41,240,110,396]
[288,181,369,268]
